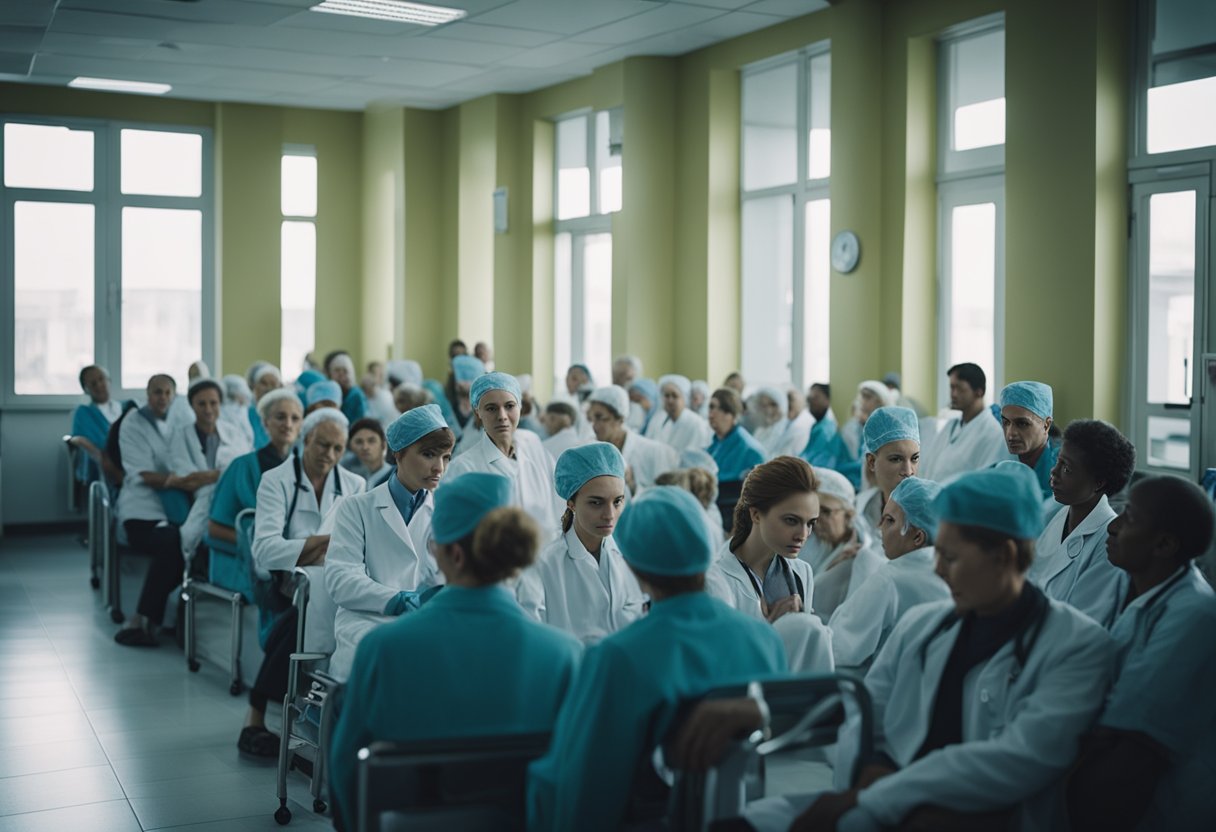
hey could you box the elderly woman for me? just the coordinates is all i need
[248,363,284,448]
[326,352,367,422]
[68,364,132,486]
[689,380,710,418]
[840,379,895,463]
[645,374,712,453]
[628,378,661,436]
[585,385,678,493]
[798,467,885,621]
[752,386,811,460]
[707,387,765,493]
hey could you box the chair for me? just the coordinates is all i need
[716,479,745,532]
[87,480,106,590]
[96,484,125,624]
[63,435,81,513]
[666,673,873,832]
[355,733,552,832]
[181,510,250,695]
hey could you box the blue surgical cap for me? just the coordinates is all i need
[658,374,691,400]
[470,372,522,409]
[889,477,942,543]
[432,472,512,544]
[296,369,324,390]
[1000,381,1053,421]
[555,442,626,500]
[615,487,712,576]
[452,355,486,383]
[386,404,447,453]
[568,363,593,384]
[630,378,660,408]
[306,380,342,407]
[934,465,1043,541]
[863,406,920,453]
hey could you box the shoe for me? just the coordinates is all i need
[114,627,157,647]
[238,725,281,758]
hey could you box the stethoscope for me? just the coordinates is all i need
[285,451,343,534]
[736,554,804,607]
[918,593,1050,684]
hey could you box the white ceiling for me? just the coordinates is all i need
[0,0,829,111]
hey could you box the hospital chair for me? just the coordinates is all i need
[87,480,106,590]
[665,673,873,831]
[716,479,745,532]
[274,567,342,825]
[354,732,551,832]
[180,510,252,695]
[92,481,127,624]
[63,435,81,513]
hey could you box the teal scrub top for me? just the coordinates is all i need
[247,404,269,450]
[709,425,767,481]
[1031,442,1060,500]
[208,450,263,528]
[329,584,581,830]
[341,386,367,422]
[528,591,788,832]
[800,417,839,469]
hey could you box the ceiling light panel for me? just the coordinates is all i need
[310,0,466,26]
[68,76,172,94]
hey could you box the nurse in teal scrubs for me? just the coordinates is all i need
[708,387,767,480]
[528,486,788,832]
[329,472,581,831]
[999,381,1058,500]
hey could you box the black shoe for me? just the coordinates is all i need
[238,725,281,757]
[114,627,158,647]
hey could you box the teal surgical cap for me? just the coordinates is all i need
[863,406,920,453]
[1000,381,1053,421]
[470,371,521,409]
[630,378,660,407]
[296,368,323,390]
[452,355,486,383]
[934,464,1043,541]
[306,380,342,407]
[615,487,712,576]
[432,472,512,544]
[889,477,942,543]
[555,442,626,500]
[386,404,447,453]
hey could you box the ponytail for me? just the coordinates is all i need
[561,506,575,533]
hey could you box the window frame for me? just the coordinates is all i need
[0,114,215,408]
[936,14,1006,179]
[280,143,318,376]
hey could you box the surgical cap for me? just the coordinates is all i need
[629,379,660,407]
[470,372,521,409]
[658,374,692,400]
[568,364,594,385]
[302,407,349,439]
[691,380,710,399]
[452,355,486,383]
[934,464,1043,541]
[680,448,718,477]
[863,406,920,453]
[889,477,942,543]
[555,442,626,500]
[756,386,786,408]
[588,385,630,420]
[257,388,301,422]
[858,380,894,406]
[386,359,423,388]
[306,380,342,407]
[386,404,447,453]
[296,368,324,390]
[882,372,902,389]
[432,472,512,545]
[221,374,251,404]
[252,363,282,384]
[813,467,855,504]
[1000,381,1053,421]
[328,354,355,375]
[615,487,712,576]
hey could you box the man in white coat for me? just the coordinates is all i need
[324,405,454,681]
[645,374,712,454]
[919,363,1009,483]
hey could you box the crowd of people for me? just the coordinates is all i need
[66,343,1215,831]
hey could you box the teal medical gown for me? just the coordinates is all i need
[1030,441,1060,500]
[329,583,582,830]
[709,425,767,481]
[528,591,788,832]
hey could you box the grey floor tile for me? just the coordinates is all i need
[129,785,296,829]
[107,748,240,787]
[0,711,96,750]
[0,764,124,816]
[0,694,83,719]
[0,799,141,832]
[0,679,78,702]
[142,796,331,831]
[0,736,109,779]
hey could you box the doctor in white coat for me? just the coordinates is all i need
[645,374,712,454]
[516,442,646,643]
[443,372,564,543]
[919,363,1009,483]
[752,386,810,460]
[799,467,885,621]
[586,385,678,493]
[252,408,365,656]
[324,405,454,681]
[706,456,832,673]
[828,477,951,671]
[853,406,922,536]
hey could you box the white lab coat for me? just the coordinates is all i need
[1028,497,1120,627]
[828,547,951,670]
[252,456,366,655]
[515,528,646,644]
[167,420,250,557]
[644,407,712,455]
[799,527,885,621]
[620,429,679,492]
[165,395,196,432]
[443,429,563,543]
[367,387,398,428]
[919,411,1010,484]
[220,402,255,449]
[541,426,587,462]
[754,412,812,461]
[855,487,883,538]
[323,479,440,681]
[115,410,173,526]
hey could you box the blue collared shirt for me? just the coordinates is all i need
[386,471,427,527]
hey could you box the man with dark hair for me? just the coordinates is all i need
[541,401,584,460]
[919,362,1008,483]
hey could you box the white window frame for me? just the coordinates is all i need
[937,14,1006,179]
[281,143,317,376]
[739,41,831,391]
[0,114,215,408]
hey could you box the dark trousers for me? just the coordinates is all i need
[124,520,183,626]
[250,606,298,714]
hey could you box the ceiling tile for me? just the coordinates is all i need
[50,9,179,40]
[38,31,160,61]
[426,21,562,48]
[31,53,222,84]
[472,0,659,36]
[744,0,830,15]
[359,59,485,86]
[0,50,32,75]
[59,0,301,26]
[684,10,788,39]
[205,67,345,93]
[0,0,56,27]
[571,3,723,46]
[498,39,612,70]
[675,0,753,8]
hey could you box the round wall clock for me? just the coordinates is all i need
[831,230,860,274]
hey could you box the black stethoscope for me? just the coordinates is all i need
[284,452,343,534]
[918,595,1050,684]
[736,554,805,607]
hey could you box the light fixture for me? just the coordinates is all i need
[69,77,172,95]
[310,0,466,25]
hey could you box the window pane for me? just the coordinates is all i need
[947,29,1005,151]
[281,221,316,375]
[741,195,794,387]
[954,98,1006,151]
[1147,415,1190,470]
[282,154,318,217]
[808,53,831,180]
[1146,191,1195,405]
[804,199,831,386]
[13,202,95,394]
[556,117,589,220]
[553,232,572,393]
[1147,77,1216,154]
[948,202,997,386]
[120,129,202,197]
[742,62,797,191]
[4,123,93,191]
[581,233,613,386]
[596,110,622,214]
[121,207,202,390]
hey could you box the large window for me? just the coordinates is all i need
[281,146,317,375]
[1,118,213,401]
[553,109,620,392]
[1140,0,1216,156]
[739,45,831,390]
[936,19,1005,409]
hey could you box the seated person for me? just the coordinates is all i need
[341,417,394,486]
[69,364,131,486]
[919,363,1008,483]
[798,467,884,621]
[999,380,1059,502]
[656,462,725,550]
[799,383,839,469]
[1068,475,1216,832]
[328,474,581,831]
[528,487,787,832]
[586,385,678,493]
[448,354,485,430]
[305,380,342,414]
[707,387,767,523]
[326,352,367,422]
[646,374,713,454]
[324,406,454,681]
[540,401,586,460]
[853,406,921,536]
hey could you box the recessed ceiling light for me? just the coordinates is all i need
[310,0,466,25]
[68,77,172,95]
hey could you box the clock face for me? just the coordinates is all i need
[831,230,860,274]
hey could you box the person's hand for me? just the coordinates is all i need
[790,790,858,832]
[670,698,764,772]
[826,540,861,570]
[298,534,330,566]
[767,593,803,622]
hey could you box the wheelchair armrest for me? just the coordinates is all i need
[290,652,328,664]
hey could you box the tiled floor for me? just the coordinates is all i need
[0,532,330,832]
